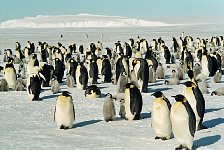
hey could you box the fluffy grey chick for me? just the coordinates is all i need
[103,93,116,122]
[51,77,60,94]
[211,87,224,96]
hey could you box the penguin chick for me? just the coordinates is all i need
[66,74,75,88]
[171,70,178,78]
[156,63,165,79]
[197,79,209,94]
[117,71,128,93]
[211,87,224,96]
[213,70,222,83]
[0,79,9,91]
[164,78,180,85]
[85,85,101,98]
[177,67,184,80]
[148,66,156,83]
[15,80,25,91]
[151,91,171,140]
[51,77,60,94]
[103,93,116,122]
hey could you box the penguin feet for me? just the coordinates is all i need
[197,124,208,130]
[155,136,168,140]
[175,145,182,150]
[60,125,70,130]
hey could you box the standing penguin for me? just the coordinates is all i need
[103,93,116,122]
[183,81,207,130]
[124,83,143,120]
[101,55,112,83]
[156,63,165,79]
[170,94,196,150]
[27,73,42,101]
[54,58,65,83]
[117,71,128,93]
[76,62,88,90]
[15,79,25,91]
[51,77,60,94]
[54,91,75,129]
[66,74,75,88]
[151,91,172,140]
[4,63,17,90]
[88,59,99,84]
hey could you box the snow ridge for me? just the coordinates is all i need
[0,14,175,28]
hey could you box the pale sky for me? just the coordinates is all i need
[1,0,224,23]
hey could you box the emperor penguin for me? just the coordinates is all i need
[76,62,88,90]
[66,74,75,88]
[183,81,207,130]
[171,94,196,150]
[213,70,222,83]
[54,58,65,83]
[156,63,165,79]
[0,79,9,91]
[54,91,75,129]
[151,91,172,140]
[117,71,128,93]
[4,63,17,90]
[84,85,101,98]
[15,79,25,91]
[27,73,42,101]
[18,61,26,79]
[124,83,142,120]
[193,63,201,78]
[211,87,224,96]
[51,77,60,94]
[103,93,116,122]
[88,59,99,84]
[101,55,112,83]
[148,65,156,83]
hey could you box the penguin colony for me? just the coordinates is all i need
[0,34,224,150]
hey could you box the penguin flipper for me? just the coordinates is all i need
[54,106,56,121]
[163,96,171,110]
[73,104,75,120]
[193,87,205,120]
[183,101,196,137]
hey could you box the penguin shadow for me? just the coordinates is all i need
[74,119,102,128]
[193,135,221,150]
[41,94,60,100]
[149,87,172,93]
[98,86,108,90]
[149,82,163,87]
[141,112,151,119]
[205,107,224,113]
[203,118,224,128]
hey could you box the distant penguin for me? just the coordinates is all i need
[15,80,25,91]
[76,62,88,90]
[197,79,209,94]
[213,70,222,83]
[211,87,224,96]
[193,63,201,78]
[183,81,207,130]
[54,91,75,129]
[148,65,156,83]
[101,55,112,83]
[133,58,149,93]
[67,58,78,84]
[103,93,116,122]
[124,83,142,120]
[0,79,9,91]
[51,77,60,94]
[66,74,75,88]
[39,64,54,87]
[27,73,42,101]
[117,71,128,93]
[88,59,99,84]
[171,70,178,78]
[85,85,101,98]
[156,63,165,79]
[54,58,65,83]
[151,91,171,140]
[18,61,26,79]
[164,46,171,64]
[171,94,196,150]
[4,63,17,90]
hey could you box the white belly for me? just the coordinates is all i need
[5,69,16,89]
[124,89,135,121]
[55,102,74,128]
[170,103,194,149]
[152,100,171,138]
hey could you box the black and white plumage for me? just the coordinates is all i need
[85,85,101,98]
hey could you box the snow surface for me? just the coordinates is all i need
[0,25,224,149]
[0,14,178,28]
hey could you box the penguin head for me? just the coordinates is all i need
[184,81,195,88]
[172,94,186,102]
[125,83,135,89]
[151,91,163,98]
[62,91,71,97]
[164,80,169,85]
[211,91,217,96]
[121,71,127,76]
[172,70,176,73]
[106,93,112,98]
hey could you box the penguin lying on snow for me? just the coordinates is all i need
[103,93,116,122]
[54,91,75,129]
[211,87,224,96]
[151,91,171,140]
[171,94,196,150]
[85,85,101,98]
